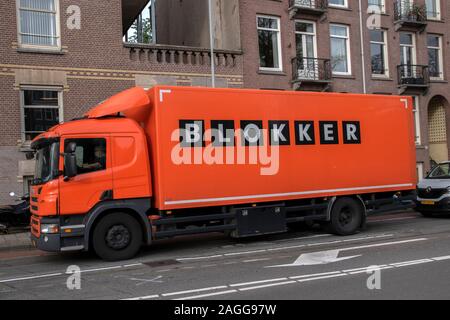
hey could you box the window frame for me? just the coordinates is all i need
[370,29,389,78]
[427,34,444,80]
[329,24,352,76]
[368,0,386,14]
[328,0,348,9]
[400,32,417,65]
[64,138,108,176]
[16,0,62,50]
[20,86,64,142]
[426,0,441,21]
[256,14,283,72]
[294,20,318,59]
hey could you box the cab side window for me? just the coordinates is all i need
[65,138,106,175]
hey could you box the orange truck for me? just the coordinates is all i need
[30,86,417,261]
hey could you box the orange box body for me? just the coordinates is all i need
[144,87,416,211]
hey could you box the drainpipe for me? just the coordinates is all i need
[358,0,367,94]
[208,0,216,88]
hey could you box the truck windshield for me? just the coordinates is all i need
[34,142,60,185]
[427,163,450,179]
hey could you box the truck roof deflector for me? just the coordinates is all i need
[85,87,151,122]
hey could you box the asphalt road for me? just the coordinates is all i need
[1,210,450,300]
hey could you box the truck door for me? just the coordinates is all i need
[59,135,113,215]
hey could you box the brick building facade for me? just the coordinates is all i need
[0,0,449,203]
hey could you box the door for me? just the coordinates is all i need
[295,21,317,79]
[400,32,416,80]
[59,135,113,215]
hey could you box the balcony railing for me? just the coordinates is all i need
[124,43,241,69]
[292,57,332,82]
[289,0,328,17]
[397,64,430,87]
[394,1,427,29]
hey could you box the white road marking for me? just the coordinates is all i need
[340,238,427,252]
[175,290,238,300]
[0,262,143,284]
[123,247,450,301]
[289,271,341,280]
[78,266,123,273]
[238,280,297,292]
[162,286,228,297]
[243,258,271,263]
[230,278,288,287]
[296,273,347,282]
[176,234,393,262]
[267,250,361,267]
[123,294,159,301]
[0,273,63,283]
[266,238,426,268]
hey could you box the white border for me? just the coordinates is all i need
[164,183,415,205]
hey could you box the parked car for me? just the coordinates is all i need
[416,162,450,217]
[0,192,30,233]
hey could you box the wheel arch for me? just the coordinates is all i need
[326,195,367,228]
[83,198,152,251]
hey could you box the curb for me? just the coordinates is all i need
[0,231,33,251]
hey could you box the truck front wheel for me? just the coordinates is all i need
[92,212,143,261]
[328,197,364,236]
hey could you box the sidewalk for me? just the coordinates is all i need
[0,231,32,251]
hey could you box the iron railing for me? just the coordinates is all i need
[394,0,427,23]
[289,0,328,11]
[292,57,332,82]
[397,64,430,86]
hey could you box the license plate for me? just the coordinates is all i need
[421,200,435,205]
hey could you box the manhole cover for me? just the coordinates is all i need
[143,259,180,268]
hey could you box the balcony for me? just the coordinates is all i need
[397,64,430,94]
[292,57,332,91]
[394,1,427,32]
[125,43,242,71]
[289,0,328,19]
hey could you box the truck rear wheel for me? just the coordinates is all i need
[328,197,364,236]
[92,212,143,261]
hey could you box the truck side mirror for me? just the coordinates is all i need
[64,142,77,180]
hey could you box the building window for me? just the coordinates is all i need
[295,21,318,79]
[368,0,385,13]
[370,29,389,77]
[21,88,62,141]
[329,0,348,8]
[257,15,282,71]
[330,24,351,75]
[412,96,421,145]
[426,0,441,20]
[400,32,416,66]
[428,34,443,80]
[17,0,60,49]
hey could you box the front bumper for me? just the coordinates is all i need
[30,216,86,252]
[415,197,450,213]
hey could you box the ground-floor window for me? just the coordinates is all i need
[20,87,63,141]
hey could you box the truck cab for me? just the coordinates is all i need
[416,162,450,216]
[30,89,154,260]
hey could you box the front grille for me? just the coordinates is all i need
[417,188,447,199]
[31,215,40,237]
[31,197,38,203]
[31,205,38,211]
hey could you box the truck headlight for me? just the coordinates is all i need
[41,224,59,234]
